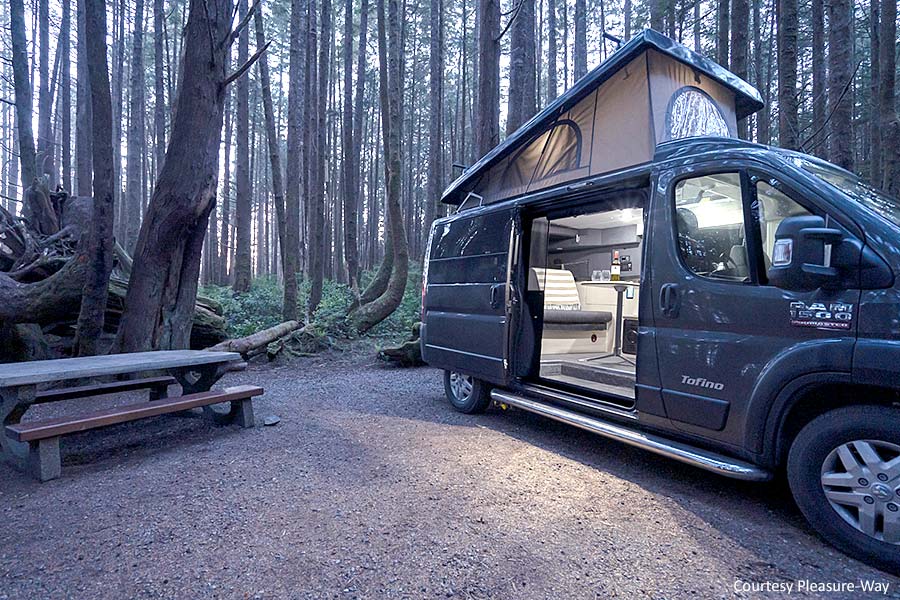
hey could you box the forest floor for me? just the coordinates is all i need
[0,347,898,599]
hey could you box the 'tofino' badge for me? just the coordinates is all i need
[789,301,854,330]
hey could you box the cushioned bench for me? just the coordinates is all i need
[544,309,613,329]
[530,267,615,354]
[5,384,262,481]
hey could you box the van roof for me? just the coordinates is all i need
[442,29,765,206]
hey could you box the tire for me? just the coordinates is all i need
[787,405,900,573]
[443,370,492,414]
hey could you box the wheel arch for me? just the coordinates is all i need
[763,374,900,468]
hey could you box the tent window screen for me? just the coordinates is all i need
[532,120,583,182]
[664,86,730,141]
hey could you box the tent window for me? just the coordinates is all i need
[533,120,583,182]
[664,86,730,141]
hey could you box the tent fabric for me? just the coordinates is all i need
[444,29,764,207]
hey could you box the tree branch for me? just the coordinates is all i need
[224,0,262,47]
[223,41,270,88]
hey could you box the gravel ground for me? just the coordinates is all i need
[1,349,898,599]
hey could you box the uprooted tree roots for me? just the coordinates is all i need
[0,184,227,360]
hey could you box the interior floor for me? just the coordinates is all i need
[539,354,636,399]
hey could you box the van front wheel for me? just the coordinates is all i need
[443,370,491,414]
[787,405,900,572]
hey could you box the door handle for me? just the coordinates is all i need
[659,283,680,318]
[490,283,506,309]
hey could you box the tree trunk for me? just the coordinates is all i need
[424,0,442,246]
[10,0,37,192]
[350,0,408,333]
[281,0,304,320]
[547,0,558,100]
[826,0,853,170]
[573,0,586,80]
[74,0,116,356]
[508,0,536,135]
[308,0,331,314]
[36,0,54,186]
[116,0,240,352]
[154,0,167,175]
[342,0,361,293]
[649,0,664,31]
[220,96,233,284]
[623,0,631,40]
[60,0,72,192]
[124,0,146,251]
[776,0,798,149]
[352,0,370,285]
[730,0,749,138]
[879,0,899,196]
[75,0,92,196]
[233,0,253,293]
[717,0,729,67]
[475,0,500,158]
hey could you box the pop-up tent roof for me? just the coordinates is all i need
[442,29,764,206]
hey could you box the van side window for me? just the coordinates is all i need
[673,173,750,282]
[755,180,812,272]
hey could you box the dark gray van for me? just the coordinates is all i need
[421,30,900,571]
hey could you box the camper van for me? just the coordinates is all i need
[421,30,900,570]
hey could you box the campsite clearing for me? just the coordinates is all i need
[0,350,895,598]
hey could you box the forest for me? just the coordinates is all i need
[0,0,897,358]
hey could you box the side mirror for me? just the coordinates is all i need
[767,215,843,291]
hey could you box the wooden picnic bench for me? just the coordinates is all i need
[0,350,262,482]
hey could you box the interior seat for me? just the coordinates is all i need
[530,268,613,330]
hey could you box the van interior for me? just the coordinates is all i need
[527,193,645,405]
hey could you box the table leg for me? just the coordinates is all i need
[173,364,240,425]
[0,385,36,466]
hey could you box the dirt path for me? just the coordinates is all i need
[1,352,898,599]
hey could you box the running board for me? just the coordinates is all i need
[491,390,772,482]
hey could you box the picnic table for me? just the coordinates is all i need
[0,350,263,481]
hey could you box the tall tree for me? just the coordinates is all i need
[474,0,500,158]
[124,0,146,250]
[508,0,536,134]
[776,0,799,149]
[811,0,826,158]
[233,0,253,292]
[350,0,407,333]
[9,0,36,191]
[573,0,586,80]
[547,0,558,100]
[154,0,167,175]
[60,0,72,192]
[717,0,730,67]
[350,0,370,289]
[343,0,366,293]
[36,0,53,184]
[282,0,303,320]
[878,0,899,195]
[649,0,664,31]
[826,0,853,170]
[75,0,116,356]
[730,0,749,138]
[75,0,92,195]
[116,0,259,351]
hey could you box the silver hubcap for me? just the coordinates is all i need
[820,439,900,544]
[449,372,474,403]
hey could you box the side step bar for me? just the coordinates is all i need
[491,390,772,482]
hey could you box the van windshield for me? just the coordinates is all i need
[790,156,900,227]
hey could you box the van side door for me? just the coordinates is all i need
[421,207,518,385]
[648,165,860,447]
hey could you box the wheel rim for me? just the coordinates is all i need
[820,439,900,544]
[449,372,474,403]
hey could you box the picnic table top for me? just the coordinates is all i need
[0,350,242,388]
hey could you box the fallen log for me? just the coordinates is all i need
[207,320,303,356]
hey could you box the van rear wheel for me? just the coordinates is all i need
[443,370,491,414]
[787,405,900,572]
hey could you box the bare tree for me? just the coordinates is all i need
[342,0,361,293]
[60,0,72,191]
[812,0,826,158]
[75,0,92,196]
[36,0,53,185]
[573,0,586,80]
[154,0,167,174]
[878,0,899,195]
[9,0,37,191]
[730,0,749,138]
[547,0,558,100]
[75,0,116,356]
